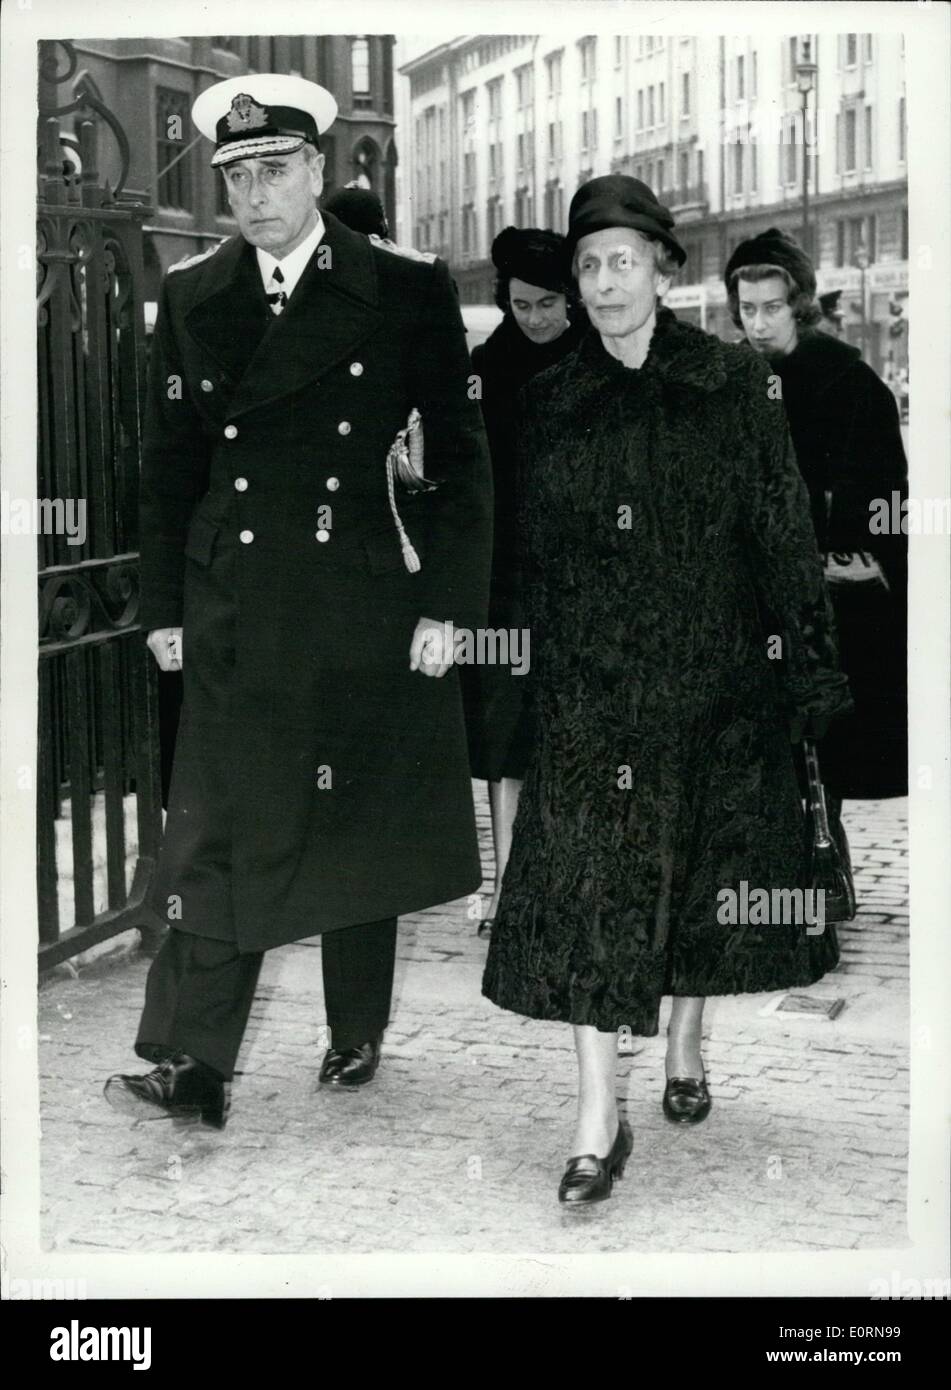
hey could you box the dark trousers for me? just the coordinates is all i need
[135,918,397,1079]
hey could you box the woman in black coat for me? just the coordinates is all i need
[482,178,852,1205]
[725,229,907,803]
[465,228,585,933]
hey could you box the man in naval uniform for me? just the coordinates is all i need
[105,75,492,1127]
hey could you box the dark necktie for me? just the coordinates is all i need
[266,265,287,315]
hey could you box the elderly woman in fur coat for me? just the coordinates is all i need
[481,176,852,1206]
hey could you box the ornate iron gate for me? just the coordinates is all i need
[37,43,163,967]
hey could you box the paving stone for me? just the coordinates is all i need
[38,791,909,1258]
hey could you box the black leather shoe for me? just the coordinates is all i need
[103,1052,229,1129]
[318,1036,382,1088]
[662,1074,712,1124]
[558,1122,633,1205]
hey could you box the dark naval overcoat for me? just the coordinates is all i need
[139,212,493,951]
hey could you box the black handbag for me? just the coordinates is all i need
[802,737,857,923]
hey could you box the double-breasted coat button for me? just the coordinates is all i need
[234,477,249,492]
[337,420,351,436]
[200,379,214,393]
[224,424,238,439]
[315,529,330,543]
[349,362,364,377]
[325,477,340,492]
[239,529,254,544]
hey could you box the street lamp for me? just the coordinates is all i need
[853,241,870,362]
[795,37,818,260]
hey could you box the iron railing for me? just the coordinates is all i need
[36,41,163,967]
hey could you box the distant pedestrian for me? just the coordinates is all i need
[725,228,908,804]
[464,227,585,935]
[482,177,851,1206]
[323,184,436,264]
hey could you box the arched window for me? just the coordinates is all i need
[351,37,370,104]
[352,136,380,191]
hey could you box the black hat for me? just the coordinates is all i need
[323,186,389,238]
[491,226,572,294]
[818,289,843,316]
[724,228,816,298]
[565,175,686,266]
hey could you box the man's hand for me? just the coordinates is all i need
[147,627,183,672]
[409,618,454,678]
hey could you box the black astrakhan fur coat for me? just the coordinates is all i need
[482,308,852,1034]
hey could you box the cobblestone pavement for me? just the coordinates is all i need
[38,789,909,1256]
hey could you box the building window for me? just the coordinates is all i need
[900,206,908,261]
[488,79,502,123]
[898,96,906,162]
[844,106,857,172]
[845,33,857,67]
[351,37,371,107]
[837,215,876,267]
[156,87,192,210]
[515,186,533,228]
[681,71,690,116]
[648,85,655,127]
[751,134,758,192]
[785,116,798,185]
[733,141,744,195]
[289,35,305,74]
[679,149,689,191]
[789,37,798,81]
[515,64,533,109]
[737,54,745,100]
[697,148,704,189]
[752,51,758,97]
[656,158,665,190]
[659,81,665,123]
[579,37,597,83]
[580,108,598,152]
[545,180,563,230]
[638,89,644,129]
[865,104,873,169]
[546,50,563,97]
[615,96,623,137]
[614,35,623,68]
[863,33,873,62]
[486,196,503,243]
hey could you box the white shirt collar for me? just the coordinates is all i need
[256,212,325,300]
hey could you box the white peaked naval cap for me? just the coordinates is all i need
[192,74,338,167]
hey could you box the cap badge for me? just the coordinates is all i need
[225,94,269,132]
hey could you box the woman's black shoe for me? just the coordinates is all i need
[558,1121,633,1205]
[476,917,494,937]
[662,1073,712,1124]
